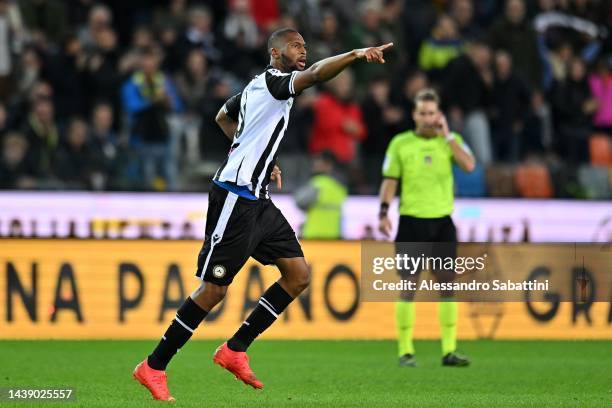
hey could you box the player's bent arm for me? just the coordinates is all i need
[292,43,393,94]
[449,139,476,172]
[215,107,238,141]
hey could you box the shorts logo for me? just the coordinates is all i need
[212,234,221,244]
[212,265,226,278]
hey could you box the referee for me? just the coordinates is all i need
[378,88,475,367]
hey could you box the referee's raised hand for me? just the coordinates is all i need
[355,42,393,64]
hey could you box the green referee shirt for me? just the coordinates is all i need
[382,130,465,218]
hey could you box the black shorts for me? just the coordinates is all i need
[195,183,304,285]
[395,215,457,280]
[395,215,457,243]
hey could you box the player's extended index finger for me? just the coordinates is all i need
[377,42,394,51]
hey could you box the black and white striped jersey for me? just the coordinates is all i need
[214,65,299,199]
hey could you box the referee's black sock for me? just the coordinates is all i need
[227,282,293,352]
[147,297,208,370]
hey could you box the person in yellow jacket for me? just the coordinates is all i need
[295,151,347,239]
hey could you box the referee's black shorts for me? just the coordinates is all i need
[395,215,457,243]
[395,215,457,280]
[195,183,304,286]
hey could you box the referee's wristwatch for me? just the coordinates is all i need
[378,202,389,219]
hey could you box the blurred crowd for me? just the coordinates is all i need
[0,0,611,197]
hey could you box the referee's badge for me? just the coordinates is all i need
[212,265,227,278]
[424,155,432,164]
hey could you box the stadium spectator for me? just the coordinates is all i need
[301,9,344,63]
[221,0,263,81]
[14,47,43,106]
[361,75,404,191]
[224,0,259,50]
[18,0,68,46]
[121,46,183,190]
[550,57,597,163]
[589,57,612,133]
[0,131,39,189]
[84,26,122,122]
[449,0,482,41]
[534,0,608,90]
[174,49,215,164]
[77,3,112,51]
[179,6,221,65]
[153,0,188,34]
[398,0,437,62]
[175,49,213,115]
[418,14,464,82]
[442,39,493,165]
[53,117,93,189]
[22,97,58,176]
[392,70,429,130]
[490,50,531,163]
[308,69,366,167]
[346,1,396,89]
[549,42,574,83]
[294,151,347,239]
[527,89,552,157]
[158,23,183,74]
[488,0,543,88]
[249,0,280,31]
[8,79,52,131]
[0,0,25,102]
[88,102,128,190]
[43,33,88,121]
[118,26,156,76]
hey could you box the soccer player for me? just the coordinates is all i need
[378,88,475,367]
[133,28,393,401]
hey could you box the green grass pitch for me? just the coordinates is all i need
[2,340,610,407]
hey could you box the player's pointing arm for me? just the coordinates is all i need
[292,43,393,94]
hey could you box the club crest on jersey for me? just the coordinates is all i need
[212,265,226,278]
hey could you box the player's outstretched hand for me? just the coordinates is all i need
[271,165,282,189]
[355,42,393,64]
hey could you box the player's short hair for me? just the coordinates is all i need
[267,28,299,52]
[414,88,440,106]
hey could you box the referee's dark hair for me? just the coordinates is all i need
[267,28,299,52]
[414,88,440,106]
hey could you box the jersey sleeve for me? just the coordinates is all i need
[222,92,242,121]
[382,137,402,179]
[449,132,473,158]
[265,69,298,100]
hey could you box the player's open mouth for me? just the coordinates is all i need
[297,59,306,69]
